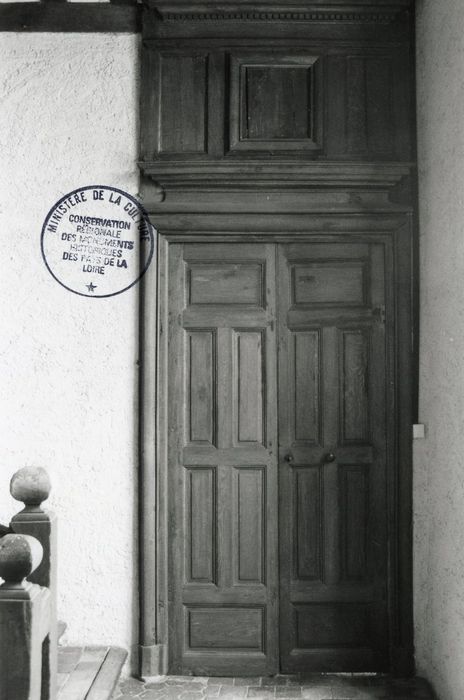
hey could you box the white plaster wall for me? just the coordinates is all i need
[4,12,464,693]
[415,2,464,698]
[0,34,140,657]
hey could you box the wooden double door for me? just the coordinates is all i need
[166,238,391,675]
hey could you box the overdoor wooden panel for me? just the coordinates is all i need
[345,56,393,156]
[229,52,323,152]
[141,16,415,168]
[167,242,278,675]
[324,49,411,159]
[159,53,208,154]
[244,67,309,139]
[278,241,389,672]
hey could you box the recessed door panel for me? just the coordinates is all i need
[167,239,391,674]
[186,607,265,651]
[233,467,265,584]
[340,466,369,582]
[293,332,321,444]
[234,331,265,445]
[188,262,264,306]
[187,331,217,445]
[293,466,323,582]
[292,261,366,306]
[185,467,217,584]
[340,329,370,444]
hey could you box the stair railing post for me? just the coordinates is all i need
[10,467,57,700]
[0,533,50,700]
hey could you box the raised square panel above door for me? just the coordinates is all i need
[229,53,324,153]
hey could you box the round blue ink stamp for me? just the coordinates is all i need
[41,185,155,298]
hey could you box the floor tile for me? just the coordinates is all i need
[218,687,248,697]
[262,677,292,687]
[112,674,436,700]
[235,678,263,686]
[120,677,147,694]
[300,688,334,700]
[299,677,334,688]
[275,688,302,698]
[247,688,275,698]
[208,678,235,686]
[330,686,366,699]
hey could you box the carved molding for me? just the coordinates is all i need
[139,160,413,192]
[146,0,412,23]
[161,11,400,23]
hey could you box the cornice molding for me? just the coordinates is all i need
[146,1,412,23]
[139,160,413,192]
[161,10,399,23]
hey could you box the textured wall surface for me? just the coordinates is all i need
[0,34,140,657]
[415,2,464,698]
[2,12,464,691]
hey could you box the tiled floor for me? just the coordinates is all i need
[113,674,436,700]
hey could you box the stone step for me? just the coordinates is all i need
[58,646,127,700]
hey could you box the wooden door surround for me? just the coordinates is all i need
[137,0,416,680]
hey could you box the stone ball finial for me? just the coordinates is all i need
[0,534,43,586]
[10,466,52,511]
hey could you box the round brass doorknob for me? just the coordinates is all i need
[324,452,336,463]
[284,454,294,463]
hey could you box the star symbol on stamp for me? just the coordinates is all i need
[86,282,97,293]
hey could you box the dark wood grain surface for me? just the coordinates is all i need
[138,0,416,678]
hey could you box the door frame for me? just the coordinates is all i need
[138,214,415,679]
